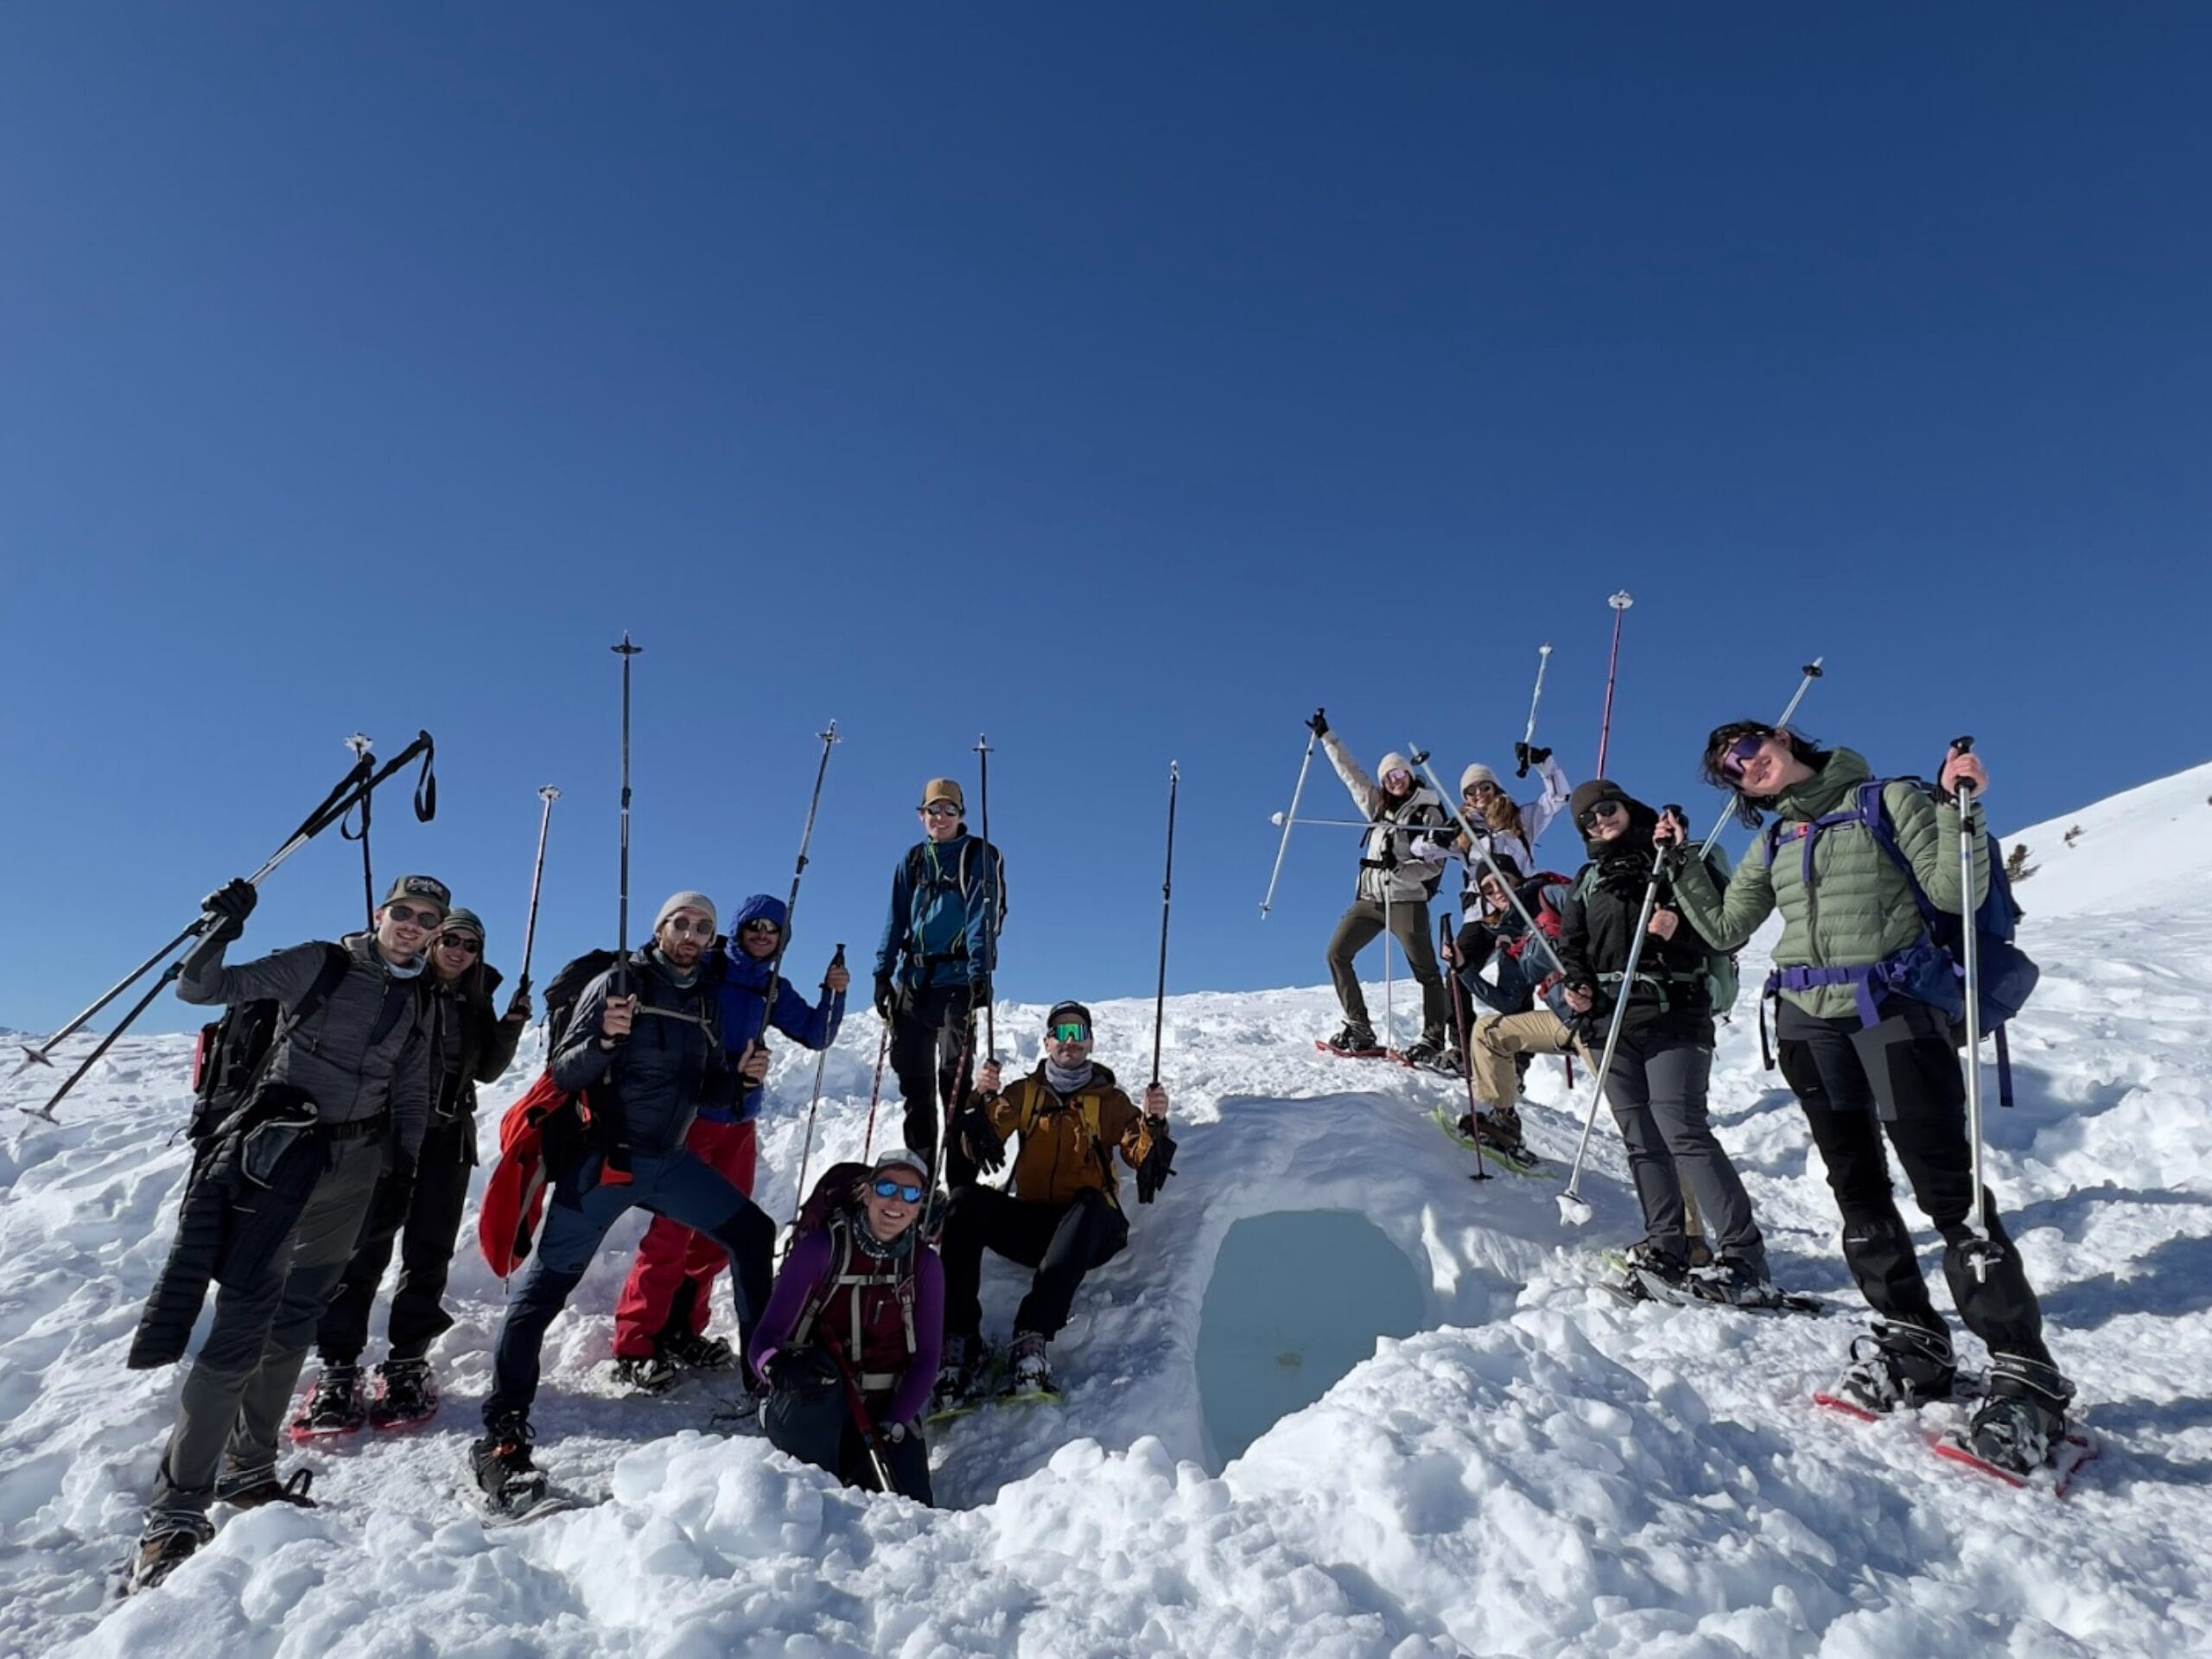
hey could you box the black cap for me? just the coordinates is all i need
[1045,1000,1094,1035]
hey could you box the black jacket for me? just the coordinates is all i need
[1557,801,1720,1049]
[548,949,738,1155]
[431,961,523,1120]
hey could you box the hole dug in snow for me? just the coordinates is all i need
[1195,1208,1425,1470]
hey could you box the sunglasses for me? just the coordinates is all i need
[871,1178,925,1204]
[1719,734,1768,780]
[1465,782,1501,798]
[1048,1021,1090,1044]
[741,919,780,936]
[385,903,444,928]
[436,933,482,956]
[1577,800,1626,830]
[1382,769,1412,789]
[919,803,960,818]
[663,916,716,938]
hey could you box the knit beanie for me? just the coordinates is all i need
[653,891,718,933]
[1460,763,1500,793]
[440,906,486,941]
[1568,779,1630,823]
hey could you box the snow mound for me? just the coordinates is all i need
[7,762,2212,1656]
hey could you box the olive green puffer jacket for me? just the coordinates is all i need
[1668,747,1987,1021]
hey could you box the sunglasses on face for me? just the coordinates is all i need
[1577,800,1626,830]
[871,1178,925,1203]
[1719,734,1768,780]
[920,803,959,819]
[663,917,715,938]
[436,933,482,956]
[741,919,780,937]
[1383,769,1412,790]
[385,903,443,928]
[1048,1021,1090,1044]
[1465,783,1500,799]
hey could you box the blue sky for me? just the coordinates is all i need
[4,5,2209,1046]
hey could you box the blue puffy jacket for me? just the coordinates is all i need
[874,834,1003,993]
[718,893,846,1124]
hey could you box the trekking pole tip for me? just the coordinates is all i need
[1556,1191,1595,1228]
[18,1044,54,1068]
[1609,591,1634,610]
[1539,641,1553,655]
[344,732,373,756]
[612,633,643,656]
[1803,658,1824,677]
[539,784,561,802]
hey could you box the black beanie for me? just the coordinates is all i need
[1568,779,1630,823]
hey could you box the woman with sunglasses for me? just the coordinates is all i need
[1664,724,2073,1475]
[297,907,530,1434]
[1556,782,1776,1305]
[1306,709,1453,1065]
[610,892,847,1391]
[751,1149,943,1504]
[1433,747,1572,997]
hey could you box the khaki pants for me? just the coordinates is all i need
[1469,1009,1577,1110]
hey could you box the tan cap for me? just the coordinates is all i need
[918,778,965,812]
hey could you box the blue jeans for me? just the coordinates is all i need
[484,1147,774,1424]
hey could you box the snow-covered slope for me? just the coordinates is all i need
[7,763,2212,1657]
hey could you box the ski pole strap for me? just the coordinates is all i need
[410,734,437,822]
[1595,967,1700,1014]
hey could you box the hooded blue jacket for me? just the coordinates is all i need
[716,893,847,1125]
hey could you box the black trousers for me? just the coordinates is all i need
[941,1185,1129,1341]
[763,1368,932,1504]
[891,983,977,1190]
[316,1111,476,1366]
[1776,999,2051,1364]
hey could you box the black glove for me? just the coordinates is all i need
[874,975,895,1023]
[1306,708,1329,738]
[968,974,991,1008]
[503,987,532,1024]
[766,1348,840,1398]
[954,1100,1007,1175]
[199,877,258,943]
[1136,1121,1178,1204]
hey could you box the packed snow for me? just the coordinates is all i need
[4,764,2211,1656]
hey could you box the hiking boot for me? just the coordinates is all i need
[1403,1038,1452,1072]
[129,1514,214,1594]
[663,1331,738,1372]
[1831,1321,1957,1414]
[1002,1331,1057,1397]
[1325,1022,1379,1055]
[368,1357,438,1428]
[288,1363,365,1440]
[1688,1255,1778,1307]
[931,1332,986,1412]
[214,1466,318,1510]
[1686,1237,1714,1269]
[613,1350,680,1394]
[471,1412,548,1516]
[1623,1238,1692,1289]
[1467,1103,1529,1158]
[1964,1354,2075,1475]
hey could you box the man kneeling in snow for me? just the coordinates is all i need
[932,1001,1174,1408]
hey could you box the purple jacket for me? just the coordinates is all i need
[753,1223,944,1425]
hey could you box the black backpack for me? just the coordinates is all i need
[188,942,351,1143]
[542,946,733,1052]
[904,838,1009,934]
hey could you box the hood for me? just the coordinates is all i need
[723,893,789,983]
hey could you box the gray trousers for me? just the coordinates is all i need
[149,1135,385,1523]
[1325,896,1448,1045]
[1601,1034,1764,1272]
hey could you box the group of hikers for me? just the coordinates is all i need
[111,704,2075,1592]
[123,774,1174,1589]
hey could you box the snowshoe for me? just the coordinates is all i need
[1319,1022,1383,1058]
[1001,1331,1059,1401]
[929,1333,989,1420]
[1437,1107,1545,1174]
[1815,1322,1957,1420]
[287,1363,366,1441]
[471,1413,551,1520]
[125,1516,213,1595]
[1402,1038,1454,1075]
[368,1357,440,1429]
[1955,1354,2076,1477]
[613,1350,681,1394]
[663,1331,738,1372]
[214,1466,318,1510]
[1687,1255,1779,1307]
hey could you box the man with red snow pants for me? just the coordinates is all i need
[609,893,847,1390]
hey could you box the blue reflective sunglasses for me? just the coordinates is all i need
[872,1178,925,1204]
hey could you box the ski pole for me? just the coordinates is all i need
[1952,735,1997,1274]
[753,721,842,1067]
[1554,845,1667,1227]
[821,1328,898,1496]
[341,733,376,930]
[1595,593,1632,777]
[1269,813,1427,831]
[1442,912,1488,1182]
[612,634,643,1010]
[517,785,561,996]
[974,733,997,1061]
[1152,761,1179,1087]
[787,944,847,1235]
[1260,720,1320,918]
[922,1014,976,1226]
[1519,644,1554,777]
[21,733,438,1117]
[860,1024,890,1158]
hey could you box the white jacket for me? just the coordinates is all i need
[1322,735,1449,906]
